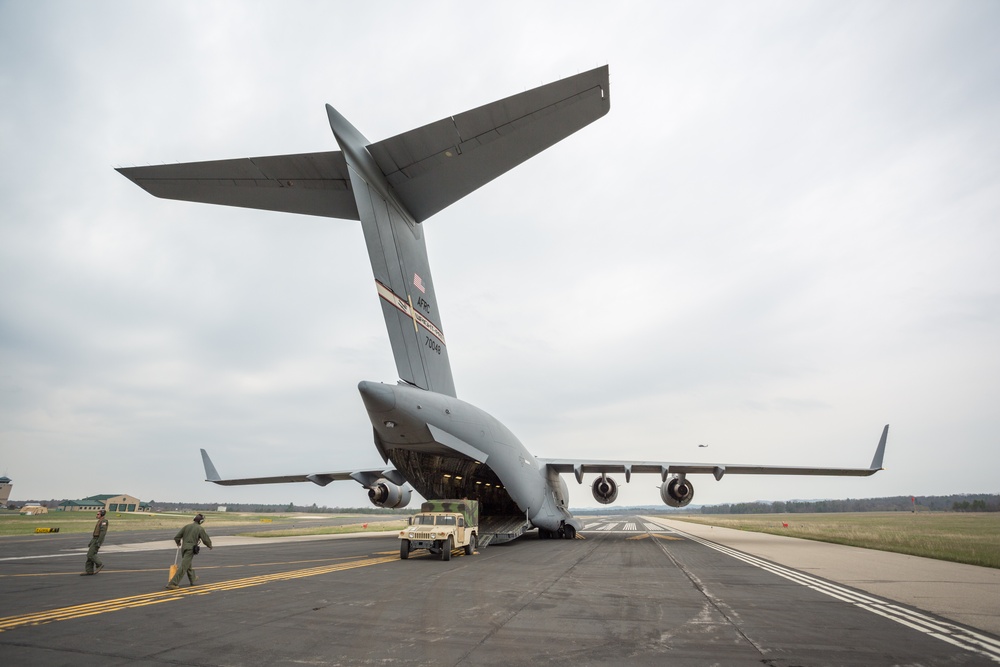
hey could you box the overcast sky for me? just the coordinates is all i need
[1,1,998,510]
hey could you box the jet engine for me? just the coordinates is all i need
[660,476,695,508]
[591,475,618,505]
[367,478,411,509]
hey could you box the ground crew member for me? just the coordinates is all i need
[166,513,212,589]
[81,509,109,576]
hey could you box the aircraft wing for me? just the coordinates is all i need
[540,425,888,483]
[116,151,360,220]
[199,449,404,488]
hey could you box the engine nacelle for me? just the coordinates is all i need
[660,476,695,508]
[368,478,411,509]
[591,475,619,505]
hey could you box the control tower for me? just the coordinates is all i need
[0,476,11,507]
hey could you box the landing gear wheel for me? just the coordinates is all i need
[564,525,576,540]
[400,539,410,559]
[442,536,453,561]
[557,526,566,539]
[465,534,476,555]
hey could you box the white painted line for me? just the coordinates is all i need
[649,518,1000,664]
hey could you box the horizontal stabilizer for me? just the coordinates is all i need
[117,152,360,220]
[370,65,610,222]
[117,67,609,226]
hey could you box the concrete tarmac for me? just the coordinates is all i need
[0,516,997,666]
[648,516,1000,637]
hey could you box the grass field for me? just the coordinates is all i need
[666,512,1000,569]
[238,521,408,538]
[0,511,374,536]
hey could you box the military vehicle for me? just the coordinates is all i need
[400,500,478,561]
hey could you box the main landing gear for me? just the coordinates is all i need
[538,524,577,540]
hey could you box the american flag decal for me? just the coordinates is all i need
[413,273,426,293]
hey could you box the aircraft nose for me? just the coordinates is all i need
[358,381,396,413]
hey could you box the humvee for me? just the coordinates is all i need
[399,500,478,561]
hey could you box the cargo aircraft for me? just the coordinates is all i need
[118,66,887,541]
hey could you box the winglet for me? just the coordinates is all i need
[200,449,222,482]
[870,425,889,470]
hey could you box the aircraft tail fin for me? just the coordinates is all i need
[327,67,611,395]
[117,67,611,398]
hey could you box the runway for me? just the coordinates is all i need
[0,516,997,665]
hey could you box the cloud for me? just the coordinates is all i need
[1,2,998,510]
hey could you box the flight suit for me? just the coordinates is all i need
[168,520,212,586]
[84,515,109,574]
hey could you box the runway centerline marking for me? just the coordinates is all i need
[0,554,398,633]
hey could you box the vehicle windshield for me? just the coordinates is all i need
[414,515,435,525]
[436,516,456,526]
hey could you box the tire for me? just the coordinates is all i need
[564,525,577,540]
[400,539,410,559]
[464,533,476,556]
[442,536,453,561]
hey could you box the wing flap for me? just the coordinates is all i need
[116,151,360,220]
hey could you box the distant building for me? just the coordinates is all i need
[20,502,47,515]
[58,494,151,513]
[58,498,106,512]
[0,476,11,506]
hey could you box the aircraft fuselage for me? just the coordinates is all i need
[358,381,578,532]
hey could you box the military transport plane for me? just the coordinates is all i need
[118,66,887,541]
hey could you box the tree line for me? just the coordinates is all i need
[700,494,1000,514]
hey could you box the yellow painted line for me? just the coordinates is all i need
[0,555,359,578]
[0,555,397,633]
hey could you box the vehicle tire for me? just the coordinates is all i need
[442,536,453,561]
[564,525,577,540]
[465,533,476,555]
[400,539,410,559]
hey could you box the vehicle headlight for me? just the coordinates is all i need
[408,532,415,539]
